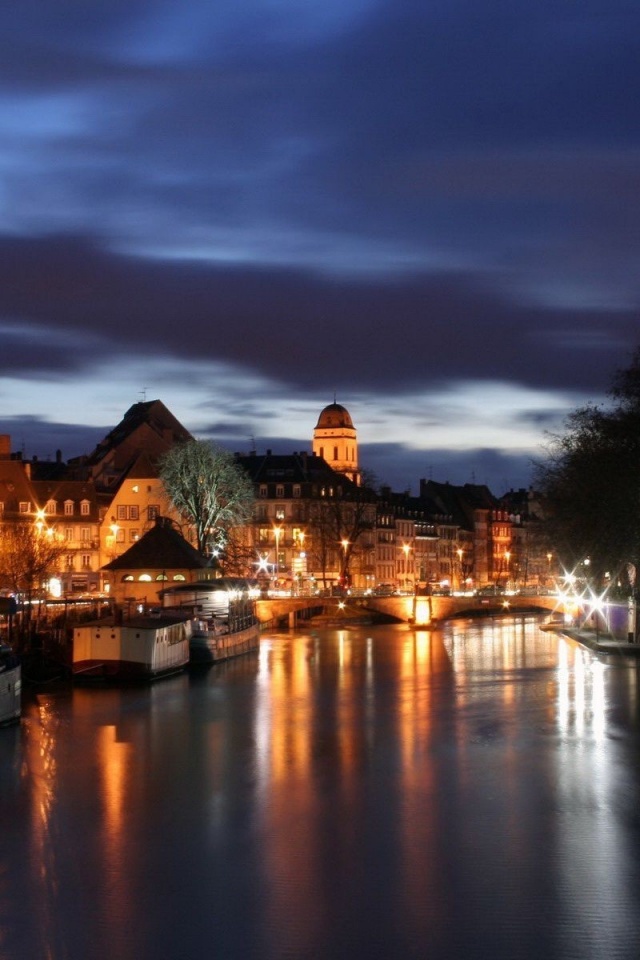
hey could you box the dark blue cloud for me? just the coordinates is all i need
[0,2,639,493]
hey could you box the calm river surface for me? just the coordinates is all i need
[2,617,640,960]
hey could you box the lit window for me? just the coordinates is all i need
[139,574,152,582]
[173,574,186,581]
[80,500,90,516]
[130,529,139,542]
[64,501,74,515]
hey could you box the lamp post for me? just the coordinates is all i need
[403,543,411,593]
[341,539,349,591]
[273,525,282,580]
[456,547,463,593]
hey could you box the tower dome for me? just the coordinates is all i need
[315,402,354,431]
[312,401,359,483]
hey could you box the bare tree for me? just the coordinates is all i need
[0,522,68,629]
[159,439,255,557]
[307,486,376,590]
[534,347,640,589]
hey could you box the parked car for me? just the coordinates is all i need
[374,584,395,596]
[475,584,501,597]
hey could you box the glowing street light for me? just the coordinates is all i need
[456,547,464,592]
[340,539,349,590]
[273,525,282,577]
[402,543,412,591]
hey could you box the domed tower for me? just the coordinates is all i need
[313,401,360,483]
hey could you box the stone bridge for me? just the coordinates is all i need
[256,593,561,629]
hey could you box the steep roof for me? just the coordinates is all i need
[419,479,498,530]
[122,450,161,481]
[102,516,209,572]
[235,450,363,495]
[85,400,192,469]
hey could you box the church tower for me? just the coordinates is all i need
[312,401,360,484]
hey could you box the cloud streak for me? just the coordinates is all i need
[0,1,638,492]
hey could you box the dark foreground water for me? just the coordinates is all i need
[2,617,640,960]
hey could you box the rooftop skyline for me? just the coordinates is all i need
[1,2,639,493]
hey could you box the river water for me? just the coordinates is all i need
[2,616,640,960]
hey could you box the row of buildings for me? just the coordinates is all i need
[0,399,552,602]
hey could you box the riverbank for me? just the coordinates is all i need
[550,624,640,657]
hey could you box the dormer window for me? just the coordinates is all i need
[80,500,90,516]
[64,500,74,516]
[45,500,57,515]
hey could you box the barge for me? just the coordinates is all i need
[72,612,191,681]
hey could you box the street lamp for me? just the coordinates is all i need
[403,543,411,592]
[341,539,349,590]
[273,525,282,578]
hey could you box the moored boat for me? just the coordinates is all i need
[189,616,260,665]
[72,612,192,681]
[0,643,21,725]
[160,578,261,665]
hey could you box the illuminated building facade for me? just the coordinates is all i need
[0,401,551,602]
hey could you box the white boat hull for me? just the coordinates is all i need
[190,621,260,665]
[0,650,21,725]
[73,615,191,681]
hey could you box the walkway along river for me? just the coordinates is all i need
[1,615,640,960]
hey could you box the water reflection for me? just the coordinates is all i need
[2,620,640,960]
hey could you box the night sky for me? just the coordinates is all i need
[1,1,639,494]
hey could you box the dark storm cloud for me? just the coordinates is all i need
[1,1,640,490]
[2,2,640,257]
[0,233,635,396]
